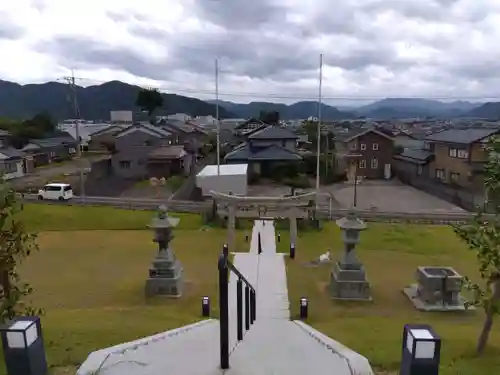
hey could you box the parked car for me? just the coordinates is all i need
[37,183,73,201]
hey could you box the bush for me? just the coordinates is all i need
[166,175,185,191]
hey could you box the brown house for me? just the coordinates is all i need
[335,127,394,180]
[147,145,191,178]
[423,128,500,191]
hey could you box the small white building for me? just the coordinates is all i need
[110,110,133,124]
[196,164,248,196]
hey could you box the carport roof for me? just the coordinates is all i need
[393,148,434,165]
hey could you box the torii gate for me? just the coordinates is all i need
[210,191,316,252]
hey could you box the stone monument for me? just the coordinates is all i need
[145,205,184,298]
[403,266,473,312]
[330,210,372,301]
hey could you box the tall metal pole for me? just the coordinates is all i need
[65,71,85,202]
[315,54,323,209]
[215,58,221,176]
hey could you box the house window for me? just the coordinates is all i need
[68,147,76,154]
[457,149,468,159]
[449,148,457,157]
[435,168,446,181]
[360,143,366,150]
[450,172,460,183]
[371,158,378,169]
[372,143,379,150]
[423,142,431,150]
[417,165,423,175]
[2,162,17,173]
[350,142,357,150]
[50,152,56,157]
[359,159,366,169]
[119,161,131,169]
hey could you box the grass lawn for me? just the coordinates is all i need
[286,222,500,375]
[0,204,250,374]
[14,229,246,373]
[19,204,204,231]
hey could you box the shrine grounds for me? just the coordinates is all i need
[7,204,500,375]
[286,223,500,375]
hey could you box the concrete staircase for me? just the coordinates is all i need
[76,220,374,375]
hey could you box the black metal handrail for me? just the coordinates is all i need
[218,244,257,370]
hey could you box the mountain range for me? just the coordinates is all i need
[1,79,500,121]
[0,79,235,120]
[211,98,490,120]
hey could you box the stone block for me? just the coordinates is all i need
[145,266,184,298]
[330,262,372,301]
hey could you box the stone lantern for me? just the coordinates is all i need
[145,205,184,298]
[330,210,372,301]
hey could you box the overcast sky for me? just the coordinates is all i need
[1,0,500,105]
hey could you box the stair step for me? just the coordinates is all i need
[77,320,221,375]
[218,320,359,375]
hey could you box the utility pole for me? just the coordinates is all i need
[315,54,323,210]
[215,58,221,176]
[64,71,85,201]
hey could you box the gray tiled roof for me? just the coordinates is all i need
[248,126,298,140]
[425,128,500,144]
[0,147,27,159]
[225,143,302,161]
[393,148,434,164]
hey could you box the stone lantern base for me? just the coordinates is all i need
[145,250,184,298]
[330,261,372,301]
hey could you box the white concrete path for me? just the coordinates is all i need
[222,220,373,375]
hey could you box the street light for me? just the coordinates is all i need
[342,152,362,208]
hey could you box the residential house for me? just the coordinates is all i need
[335,127,395,180]
[233,118,267,138]
[392,149,434,180]
[88,125,129,152]
[21,133,78,166]
[0,148,33,179]
[422,128,500,191]
[111,123,192,179]
[224,125,301,177]
[158,120,208,153]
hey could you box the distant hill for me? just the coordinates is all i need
[461,102,500,119]
[0,80,236,120]
[208,97,482,120]
[207,100,357,120]
[355,98,480,119]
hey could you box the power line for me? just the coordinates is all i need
[66,76,500,101]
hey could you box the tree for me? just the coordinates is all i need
[259,111,280,125]
[454,135,500,355]
[136,88,164,123]
[0,177,41,323]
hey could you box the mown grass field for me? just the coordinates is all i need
[286,222,500,375]
[3,204,247,374]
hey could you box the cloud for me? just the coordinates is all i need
[0,12,25,40]
[2,0,500,105]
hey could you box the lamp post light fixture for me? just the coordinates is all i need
[299,297,308,320]
[0,316,48,375]
[290,243,296,260]
[201,296,211,317]
[401,324,441,375]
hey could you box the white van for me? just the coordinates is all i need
[38,183,74,201]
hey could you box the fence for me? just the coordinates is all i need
[397,171,487,212]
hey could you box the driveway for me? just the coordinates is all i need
[326,181,465,213]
